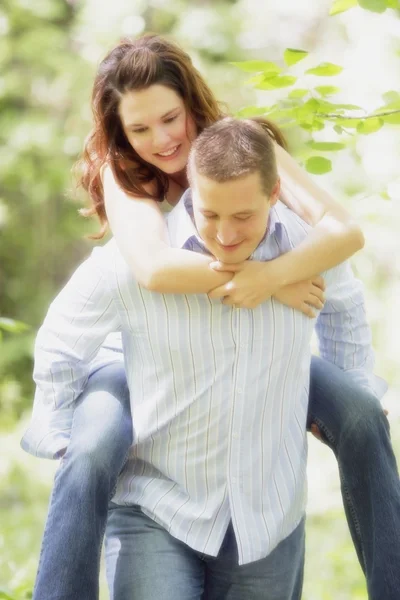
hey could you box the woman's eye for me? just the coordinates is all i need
[164,115,177,123]
[132,128,147,134]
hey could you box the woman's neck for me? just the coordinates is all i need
[166,176,187,206]
[166,170,189,206]
[170,169,188,189]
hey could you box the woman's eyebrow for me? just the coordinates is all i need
[127,108,180,129]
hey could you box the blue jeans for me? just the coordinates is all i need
[32,356,400,600]
[32,363,132,600]
[307,357,400,600]
[105,505,305,599]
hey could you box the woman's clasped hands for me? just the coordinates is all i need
[208,260,325,317]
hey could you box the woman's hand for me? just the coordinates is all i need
[274,277,325,318]
[208,261,285,309]
[208,260,325,316]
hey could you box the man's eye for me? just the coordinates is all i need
[235,216,251,221]
[205,214,217,220]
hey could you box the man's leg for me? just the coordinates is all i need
[308,355,400,600]
[33,362,132,600]
[205,518,305,600]
[105,504,205,600]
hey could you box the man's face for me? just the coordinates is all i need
[192,171,280,264]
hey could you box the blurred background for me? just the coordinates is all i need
[0,0,399,598]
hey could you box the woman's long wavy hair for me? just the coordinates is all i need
[77,33,287,237]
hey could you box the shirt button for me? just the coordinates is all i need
[237,388,243,394]
[231,477,237,484]
[232,432,239,439]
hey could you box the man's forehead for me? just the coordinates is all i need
[192,185,264,215]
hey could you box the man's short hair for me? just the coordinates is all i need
[188,117,279,196]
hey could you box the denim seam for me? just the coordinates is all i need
[309,414,366,569]
[97,433,132,584]
[33,398,81,598]
[32,458,64,596]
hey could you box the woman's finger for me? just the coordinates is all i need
[310,285,325,304]
[301,302,316,319]
[307,293,324,310]
[312,276,326,291]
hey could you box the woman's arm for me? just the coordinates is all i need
[103,167,234,294]
[272,143,365,287]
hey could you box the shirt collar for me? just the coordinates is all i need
[167,188,281,253]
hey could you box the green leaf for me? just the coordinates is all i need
[231,60,281,74]
[306,141,346,151]
[334,125,344,134]
[330,0,358,15]
[382,91,400,104]
[386,0,399,8]
[0,318,30,333]
[305,156,332,174]
[264,108,297,121]
[334,103,363,111]
[283,48,309,66]
[315,86,341,96]
[358,0,387,12]
[306,62,343,76]
[356,117,384,134]
[254,75,297,90]
[332,117,362,128]
[299,119,325,132]
[382,113,400,124]
[289,89,309,99]
[235,106,271,118]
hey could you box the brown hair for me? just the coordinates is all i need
[78,34,225,237]
[77,33,287,237]
[188,117,285,195]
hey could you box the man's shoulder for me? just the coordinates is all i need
[90,239,132,280]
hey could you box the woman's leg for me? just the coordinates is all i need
[308,355,400,600]
[33,362,132,600]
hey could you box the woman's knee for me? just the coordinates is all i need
[341,392,389,446]
[65,363,133,469]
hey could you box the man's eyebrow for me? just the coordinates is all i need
[234,210,255,216]
[126,108,179,129]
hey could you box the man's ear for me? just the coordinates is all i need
[270,177,281,206]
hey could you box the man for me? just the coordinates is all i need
[30,118,384,599]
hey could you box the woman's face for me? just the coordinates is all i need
[119,84,197,175]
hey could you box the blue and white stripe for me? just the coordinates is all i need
[22,192,386,565]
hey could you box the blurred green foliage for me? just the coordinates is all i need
[1,0,399,598]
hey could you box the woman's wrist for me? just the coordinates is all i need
[261,257,289,293]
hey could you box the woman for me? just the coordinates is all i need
[26,34,400,600]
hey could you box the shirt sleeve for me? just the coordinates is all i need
[315,261,387,400]
[21,250,122,458]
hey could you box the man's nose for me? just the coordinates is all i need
[216,222,239,246]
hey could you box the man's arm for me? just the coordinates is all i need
[22,249,121,458]
[315,261,387,400]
